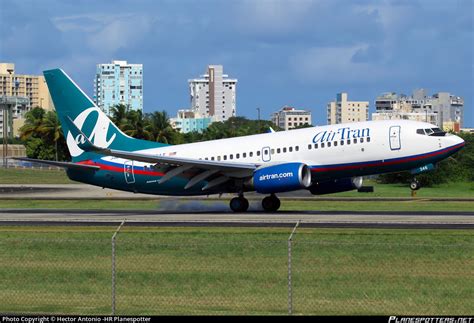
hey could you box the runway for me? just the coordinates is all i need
[1,209,473,229]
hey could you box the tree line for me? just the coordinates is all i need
[18,104,280,161]
[18,104,473,185]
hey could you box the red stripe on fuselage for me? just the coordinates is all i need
[311,142,464,173]
[76,160,164,176]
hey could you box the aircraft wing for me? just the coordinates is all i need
[65,117,258,190]
[12,157,100,171]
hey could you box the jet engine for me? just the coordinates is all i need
[251,162,312,194]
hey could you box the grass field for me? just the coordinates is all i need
[0,226,472,315]
[0,168,72,184]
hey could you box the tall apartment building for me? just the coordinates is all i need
[271,106,312,131]
[93,60,143,115]
[327,93,369,125]
[371,89,464,129]
[0,63,54,138]
[188,65,237,122]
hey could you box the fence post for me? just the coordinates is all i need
[288,220,300,315]
[112,220,126,315]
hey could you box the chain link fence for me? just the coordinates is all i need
[0,224,472,315]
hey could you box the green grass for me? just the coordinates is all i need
[325,180,474,198]
[0,168,73,184]
[0,226,472,315]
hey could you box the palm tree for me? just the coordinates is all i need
[19,107,45,141]
[146,111,175,144]
[110,104,130,131]
[122,109,152,140]
[38,111,62,161]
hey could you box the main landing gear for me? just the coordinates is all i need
[229,195,249,212]
[262,194,281,212]
[229,193,281,212]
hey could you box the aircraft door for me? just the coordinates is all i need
[389,126,401,150]
[262,146,271,162]
[124,161,135,184]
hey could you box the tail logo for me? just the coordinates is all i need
[66,107,117,157]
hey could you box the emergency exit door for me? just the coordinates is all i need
[389,126,401,150]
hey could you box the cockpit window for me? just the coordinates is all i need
[429,128,446,136]
[416,128,446,136]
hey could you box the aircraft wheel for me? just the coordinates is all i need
[230,196,249,212]
[410,179,421,191]
[262,194,281,212]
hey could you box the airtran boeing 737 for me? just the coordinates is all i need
[17,69,465,212]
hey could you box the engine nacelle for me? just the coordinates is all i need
[252,163,312,194]
[309,177,363,195]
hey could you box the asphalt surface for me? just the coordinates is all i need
[1,209,473,229]
[1,184,473,229]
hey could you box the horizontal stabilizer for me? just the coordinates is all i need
[12,157,100,171]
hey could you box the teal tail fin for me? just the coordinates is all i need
[43,69,167,162]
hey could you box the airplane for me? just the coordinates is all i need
[16,69,465,212]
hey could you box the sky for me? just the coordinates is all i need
[1,0,473,126]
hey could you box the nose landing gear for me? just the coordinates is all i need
[410,178,421,191]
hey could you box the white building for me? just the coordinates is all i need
[372,89,464,129]
[93,60,143,115]
[188,65,237,122]
[271,106,312,131]
[327,93,369,125]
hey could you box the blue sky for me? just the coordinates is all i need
[1,0,473,126]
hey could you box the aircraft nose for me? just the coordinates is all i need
[451,134,465,147]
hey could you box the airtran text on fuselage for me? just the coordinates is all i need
[312,127,370,144]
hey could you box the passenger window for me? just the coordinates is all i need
[223,155,227,160]
[217,156,221,161]
[249,152,253,157]
[321,143,325,148]
[360,138,364,143]
[340,140,344,146]
[283,147,287,153]
[314,143,318,149]
[347,139,351,145]
[295,146,299,152]
[308,144,312,150]
[230,154,233,159]
[367,137,371,142]
[289,147,293,152]
[211,157,215,161]
[257,151,261,156]
[264,150,268,155]
[205,157,208,160]
[277,148,281,153]
[271,149,275,154]
[354,138,358,144]
[334,141,338,146]
[243,153,246,158]
[328,142,331,147]
[236,153,240,159]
